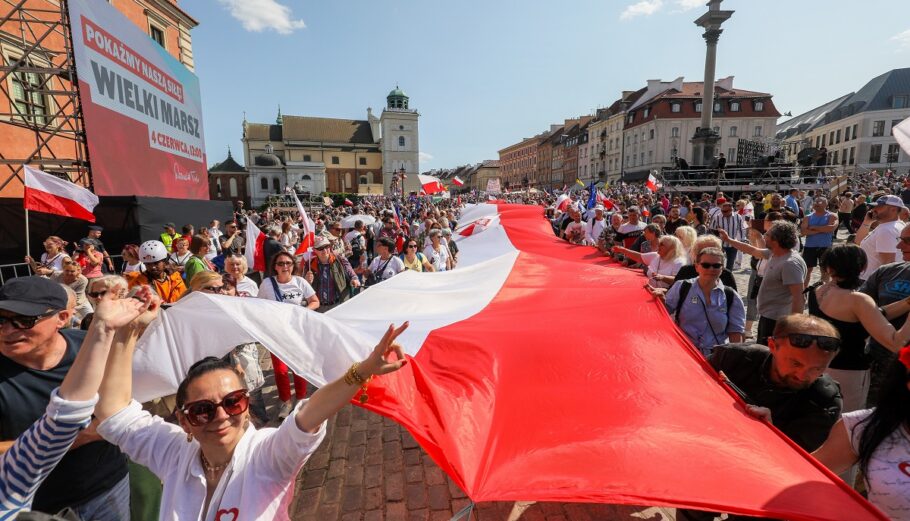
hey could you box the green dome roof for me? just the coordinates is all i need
[388,87,408,99]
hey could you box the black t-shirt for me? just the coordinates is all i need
[0,329,128,512]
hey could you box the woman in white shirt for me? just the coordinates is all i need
[423,230,452,272]
[167,237,193,277]
[24,235,70,277]
[224,254,258,297]
[95,294,409,521]
[120,244,146,274]
[613,235,686,289]
[257,251,319,418]
[812,350,910,520]
[367,237,405,284]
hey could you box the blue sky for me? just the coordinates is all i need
[183,0,910,171]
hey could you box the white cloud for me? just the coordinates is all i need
[217,0,306,35]
[620,0,663,21]
[675,0,705,11]
[418,152,434,165]
[891,29,910,51]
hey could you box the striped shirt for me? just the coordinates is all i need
[710,211,746,242]
[0,389,96,518]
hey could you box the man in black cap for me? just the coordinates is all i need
[84,225,114,273]
[159,222,181,253]
[0,277,130,518]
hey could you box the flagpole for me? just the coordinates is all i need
[24,207,31,261]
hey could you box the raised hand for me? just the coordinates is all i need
[92,291,149,329]
[361,322,409,377]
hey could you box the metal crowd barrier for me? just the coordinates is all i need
[0,255,123,285]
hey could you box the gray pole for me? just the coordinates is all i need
[690,0,733,166]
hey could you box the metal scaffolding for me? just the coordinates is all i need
[0,0,90,193]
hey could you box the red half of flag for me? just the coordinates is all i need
[245,220,267,272]
[23,165,99,222]
[418,174,446,195]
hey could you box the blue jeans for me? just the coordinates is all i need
[73,474,130,521]
[723,246,738,271]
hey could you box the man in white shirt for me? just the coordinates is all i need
[855,195,906,280]
[584,205,607,246]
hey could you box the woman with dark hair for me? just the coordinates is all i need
[366,237,405,285]
[257,251,319,419]
[807,244,910,411]
[812,347,910,519]
[95,294,409,521]
[184,235,214,285]
[690,207,708,236]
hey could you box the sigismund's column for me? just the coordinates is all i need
[690,0,733,166]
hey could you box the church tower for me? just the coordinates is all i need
[380,86,420,194]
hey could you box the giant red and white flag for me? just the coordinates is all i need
[418,174,446,195]
[23,165,99,222]
[134,204,886,521]
[290,191,315,256]
[244,219,267,272]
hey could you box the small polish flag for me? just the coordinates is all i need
[23,165,98,222]
[344,198,354,206]
[291,191,316,257]
[453,176,465,187]
[418,174,446,195]
[555,194,572,212]
[245,219,267,272]
[645,172,661,193]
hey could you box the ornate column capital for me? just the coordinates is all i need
[703,28,723,45]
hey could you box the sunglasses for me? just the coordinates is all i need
[87,290,108,299]
[274,261,295,267]
[181,389,250,426]
[0,310,57,330]
[778,333,841,352]
[407,244,418,248]
[699,262,723,269]
[201,285,225,293]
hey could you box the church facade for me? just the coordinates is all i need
[240,88,420,206]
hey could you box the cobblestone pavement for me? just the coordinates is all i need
[275,234,843,520]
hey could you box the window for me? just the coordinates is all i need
[260,177,268,190]
[359,157,367,165]
[829,131,835,145]
[331,156,339,165]
[754,101,764,111]
[753,126,762,137]
[893,95,909,109]
[713,102,722,112]
[835,129,841,143]
[10,60,49,125]
[887,143,901,163]
[344,173,352,189]
[302,174,312,180]
[869,144,882,163]
[852,124,858,140]
[729,126,737,137]
[359,176,367,184]
[303,154,311,162]
[844,126,851,142]
[398,136,405,147]
[639,152,644,164]
[671,127,679,137]
[649,129,655,139]
[892,119,905,136]
[643,108,650,118]
[815,136,821,148]
[272,177,280,191]
[832,150,838,165]
[628,113,634,124]
[821,134,826,147]
[149,25,165,47]
[730,101,740,112]
[713,126,720,134]
[873,120,885,137]
[694,102,702,113]
[727,148,736,163]
[849,147,855,165]
[229,178,238,197]
[671,103,680,113]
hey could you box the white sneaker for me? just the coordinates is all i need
[276,401,294,420]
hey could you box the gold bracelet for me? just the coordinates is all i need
[344,362,373,403]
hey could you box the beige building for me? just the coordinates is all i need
[776,68,910,173]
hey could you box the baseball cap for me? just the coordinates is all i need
[875,195,907,209]
[163,222,176,229]
[716,197,727,205]
[87,225,103,232]
[0,277,68,316]
[594,205,605,212]
[314,236,331,250]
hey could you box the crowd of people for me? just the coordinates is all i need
[1,171,910,519]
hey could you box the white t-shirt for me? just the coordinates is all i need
[585,218,606,244]
[423,245,450,272]
[641,252,685,289]
[236,276,259,297]
[256,276,315,306]
[843,409,910,520]
[859,220,905,279]
[40,252,69,274]
[369,255,405,281]
[122,261,145,274]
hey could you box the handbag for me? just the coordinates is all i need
[366,257,392,287]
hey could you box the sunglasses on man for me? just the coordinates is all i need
[776,333,841,352]
[0,310,58,330]
[180,389,250,426]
